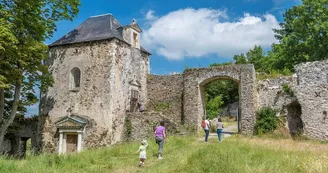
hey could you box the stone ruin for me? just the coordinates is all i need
[2,14,328,156]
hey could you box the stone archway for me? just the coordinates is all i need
[183,64,256,135]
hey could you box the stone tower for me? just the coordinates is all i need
[39,14,150,153]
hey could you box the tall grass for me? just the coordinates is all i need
[1,135,327,173]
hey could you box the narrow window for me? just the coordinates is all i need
[130,89,139,112]
[70,67,81,90]
[133,32,138,47]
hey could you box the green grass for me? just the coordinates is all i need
[1,135,327,173]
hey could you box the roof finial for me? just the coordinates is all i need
[132,19,136,24]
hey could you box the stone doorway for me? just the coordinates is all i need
[183,65,256,134]
[202,78,240,133]
[286,100,304,137]
[55,115,87,154]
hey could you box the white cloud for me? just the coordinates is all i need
[146,10,157,20]
[142,8,280,60]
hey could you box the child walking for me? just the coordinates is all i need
[136,139,148,167]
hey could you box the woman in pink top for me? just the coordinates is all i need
[155,121,166,159]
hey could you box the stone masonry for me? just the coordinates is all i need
[38,14,150,153]
[257,60,328,140]
[144,65,257,135]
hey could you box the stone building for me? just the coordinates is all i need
[38,14,150,153]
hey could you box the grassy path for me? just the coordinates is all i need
[1,135,328,173]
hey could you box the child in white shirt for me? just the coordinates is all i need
[136,139,148,167]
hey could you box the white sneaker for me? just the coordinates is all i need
[158,156,163,160]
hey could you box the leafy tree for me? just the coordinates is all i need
[205,96,223,119]
[205,80,239,105]
[274,0,328,70]
[233,45,266,71]
[0,0,81,150]
[233,54,247,64]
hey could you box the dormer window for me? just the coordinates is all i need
[70,67,81,91]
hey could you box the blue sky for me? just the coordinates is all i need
[27,0,301,116]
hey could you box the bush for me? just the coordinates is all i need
[255,107,278,135]
[282,84,294,96]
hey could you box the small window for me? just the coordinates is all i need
[70,67,81,91]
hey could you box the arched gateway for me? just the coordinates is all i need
[183,64,256,135]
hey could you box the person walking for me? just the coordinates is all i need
[155,121,166,159]
[136,139,148,167]
[202,116,210,142]
[216,118,224,142]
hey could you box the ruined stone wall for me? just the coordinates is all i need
[39,39,149,152]
[183,65,256,134]
[109,39,149,143]
[1,118,38,156]
[292,60,328,140]
[257,60,328,140]
[123,112,183,141]
[146,74,184,123]
[257,77,294,113]
[295,60,328,85]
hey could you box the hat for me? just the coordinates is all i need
[141,139,147,145]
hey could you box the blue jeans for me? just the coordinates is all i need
[155,136,164,154]
[217,129,223,142]
[204,129,209,142]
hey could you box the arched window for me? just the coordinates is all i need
[70,67,81,90]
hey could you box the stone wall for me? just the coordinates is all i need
[257,60,328,140]
[183,65,256,134]
[257,77,294,114]
[146,74,184,123]
[1,117,38,157]
[292,60,328,140]
[123,112,183,141]
[39,38,149,152]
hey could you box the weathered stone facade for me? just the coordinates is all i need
[257,60,328,140]
[146,74,184,123]
[183,65,256,134]
[144,65,257,135]
[1,118,38,157]
[39,14,150,153]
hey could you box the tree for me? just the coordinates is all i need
[233,45,266,71]
[205,96,224,119]
[274,0,328,70]
[205,80,239,105]
[0,0,81,150]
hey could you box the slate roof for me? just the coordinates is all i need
[49,14,150,54]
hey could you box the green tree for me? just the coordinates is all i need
[233,45,266,71]
[206,96,224,119]
[274,0,328,70]
[205,80,239,105]
[0,0,81,150]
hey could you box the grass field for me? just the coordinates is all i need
[1,135,327,173]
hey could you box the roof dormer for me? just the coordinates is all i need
[120,19,142,49]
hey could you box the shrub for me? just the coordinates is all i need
[255,107,278,135]
[155,102,170,112]
[282,84,294,96]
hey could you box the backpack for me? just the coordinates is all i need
[201,120,206,128]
